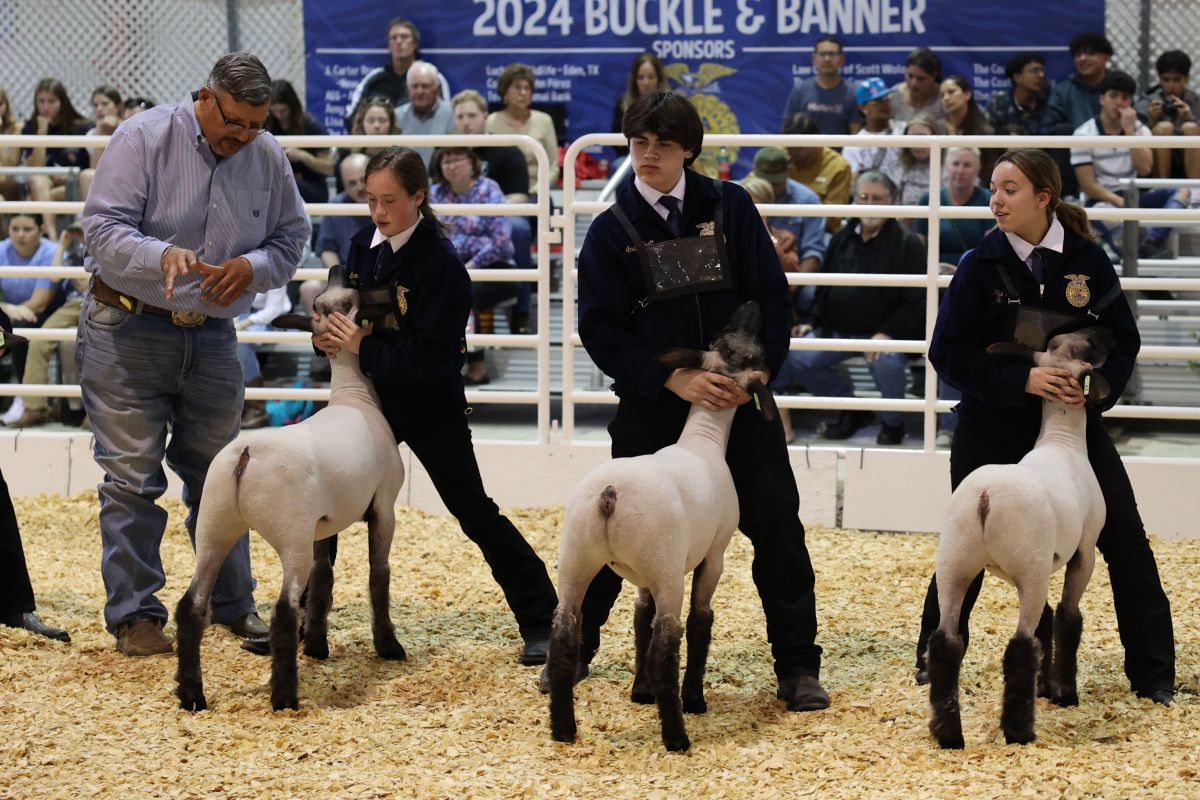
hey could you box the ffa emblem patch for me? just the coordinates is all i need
[1064,274,1091,308]
[697,221,715,237]
[395,285,409,315]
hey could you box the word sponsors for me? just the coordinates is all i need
[472,0,927,38]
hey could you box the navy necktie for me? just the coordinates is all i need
[1030,247,1045,284]
[658,195,683,238]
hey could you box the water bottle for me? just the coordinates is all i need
[717,146,731,181]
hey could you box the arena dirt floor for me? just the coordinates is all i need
[1,494,1197,799]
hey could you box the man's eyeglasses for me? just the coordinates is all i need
[210,90,266,135]
[856,192,892,204]
[815,50,842,59]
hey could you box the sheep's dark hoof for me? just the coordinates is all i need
[663,733,691,753]
[1051,689,1079,708]
[375,636,407,661]
[550,723,577,744]
[303,638,329,660]
[682,694,707,715]
[177,685,207,712]
[630,683,655,705]
[271,691,299,712]
[934,730,964,750]
[1004,729,1036,745]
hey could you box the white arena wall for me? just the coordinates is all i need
[5,430,1196,538]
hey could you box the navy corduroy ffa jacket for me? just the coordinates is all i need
[930,225,1138,427]
[577,169,792,403]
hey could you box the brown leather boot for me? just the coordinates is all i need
[115,619,173,657]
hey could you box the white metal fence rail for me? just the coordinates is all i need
[561,133,1200,450]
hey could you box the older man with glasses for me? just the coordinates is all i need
[770,170,926,445]
[79,52,310,657]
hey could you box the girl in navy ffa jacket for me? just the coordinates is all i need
[319,147,557,666]
[915,148,1175,704]
[572,92,829,711]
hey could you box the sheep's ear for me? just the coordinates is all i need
[271,313,314,332]
[0,330,29,355]
[327,263,348,288]
[1081,369,1111,406]
[745,378,778,421]
[657,348,706,370]
[726,301,762,335]
[986,341,1038,362]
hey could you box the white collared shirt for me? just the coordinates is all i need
[1005,216,1065,273]
[634,173,686,222]
[371,213,423,253]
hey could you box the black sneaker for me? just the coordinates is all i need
[820,410,873,440]
[876,422,905,446]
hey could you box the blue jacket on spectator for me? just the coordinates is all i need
[578,170,792,403]
[315,191,371,266]
[1043,72,1105,134]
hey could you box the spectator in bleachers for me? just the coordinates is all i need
[8,225,89,429]
[781,36,862,136]
[895,113,942,207]
[21,79,90,239]
[308,152,370,308]
[843,78,903,182]
[913,147,992,446]
[740,175,802,274]
[333,96,401,193]
[782,112,851,233]
[0,211,62,427]
[122,96,155,120]
[0,87,20,202]
[344,18,449,129]
[267,79,333,207]
[612,53,668,157]
[1137,50,1200,182]
[430,146,515,385]
[940,75,998,178]
[985,52,1050,135]
[396,62,456,167]
[86,85,123,168]
[235,286,292,429]
[771,170,925,446]
[749,146,826,277]
[891,47,945,124]
[1045,32,1113,134]
[453,89,534,333]
[1071,70,1187,260]
[488,63,561,190]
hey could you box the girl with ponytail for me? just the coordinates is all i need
[912,147,1177,706]
[315,146,559,666]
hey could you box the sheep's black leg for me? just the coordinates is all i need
[175,589,211,712]
[1001,633,1039,745]
[1034,604,1054,699]
[270,595,300,711]
[303,539,334,660]
[927,628,965,749]
[365,505,405,661]
[682,607,713,715]
[630,591,655,705]
[649,614,688,752]
[1050,603,1083,707]
[548,604,581,743]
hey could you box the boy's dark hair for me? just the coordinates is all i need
[1100,69,1137,97]
[781,112,819,136]
[621,92,704,167]
[1156,49,1192,77]
[905,47,942,81]
[1069,32,1113,57]
[1005,52,1046,81]
[814,35,843,53]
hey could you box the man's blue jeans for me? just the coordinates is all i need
[77,296,257,633]
[772,330,909,427]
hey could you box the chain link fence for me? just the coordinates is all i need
[0,0,303,121]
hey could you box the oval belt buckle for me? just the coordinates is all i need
[171,310,207,327]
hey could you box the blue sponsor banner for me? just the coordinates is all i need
[305,0,1103,172]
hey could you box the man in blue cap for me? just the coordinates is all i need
[843,77,902,181]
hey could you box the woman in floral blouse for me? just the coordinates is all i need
[430,146,516,385]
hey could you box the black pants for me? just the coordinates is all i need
[916,414,1176,693]
[0,470,37,617]
[396,408,557,639]
[579,395,822,681]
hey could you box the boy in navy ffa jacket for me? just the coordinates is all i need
[572,92,830,711]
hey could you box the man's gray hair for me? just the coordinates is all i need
[854,169,898,201]
[407,61,439,85]
[208,52,272,105]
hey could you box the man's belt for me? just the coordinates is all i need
[91,276,208,328]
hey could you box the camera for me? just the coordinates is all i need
[1158,91,1178,120]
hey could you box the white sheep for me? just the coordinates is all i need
[927,326,1115,748]
[176,272,406,712]
[547,302,777,752]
